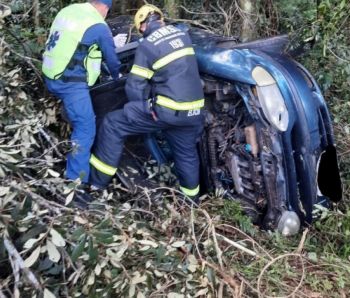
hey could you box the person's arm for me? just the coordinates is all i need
[125,43,153,102]
[93,24,121,80]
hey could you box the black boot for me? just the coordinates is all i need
[73,187,93,210]
[184,194,200,207]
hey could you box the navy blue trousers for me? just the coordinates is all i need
[90,100,204,194]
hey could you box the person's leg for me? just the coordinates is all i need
[61,90,96,182]
[45,79,95,183]
[90,101,167,188]
[164,124,203,201]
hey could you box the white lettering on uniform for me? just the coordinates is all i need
[169,38,184,49]
[147,35,157,42]
[147,25,181,43]
[158,27,170,35]
[187,109,201,117]
[153,31,163,39]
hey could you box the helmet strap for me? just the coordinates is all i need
[143,12,161,29]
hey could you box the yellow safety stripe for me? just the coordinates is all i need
[180,185,200,197]
[90,154,117,176]
[152,47,195,70]
[157,95,204,111]
[130,65,154,79]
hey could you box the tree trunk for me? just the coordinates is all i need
[33,0,40,29]
[164,0,179,19]
[239,0,256,42]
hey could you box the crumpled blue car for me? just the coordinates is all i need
[90,17,342,235]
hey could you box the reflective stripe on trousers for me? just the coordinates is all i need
[90,154,117,176]
[180,185,200,196]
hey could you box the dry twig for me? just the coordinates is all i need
[296,228,309,254]
[216,233,259,258]
[205,261,240,296]
[3,236,42,293]
[190,208,204,263]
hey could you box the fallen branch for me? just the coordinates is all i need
[4,236,42,293]
[200,209,224,269]
[190,208,204,263]
[217,224,273,259]
[296,228,309,254]
[11,183,73,213]
[216,233,259,258]
[205,261,240,296]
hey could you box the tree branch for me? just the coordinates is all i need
[4,236,42,293]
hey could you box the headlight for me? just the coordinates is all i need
[252,66,289,131]
[277,211,300,236]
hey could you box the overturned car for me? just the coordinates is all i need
[90,17,342,235]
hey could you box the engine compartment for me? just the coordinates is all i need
[199,77,268,223]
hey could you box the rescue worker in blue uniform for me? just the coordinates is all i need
[42,0,121,184]
[89,4,205,203]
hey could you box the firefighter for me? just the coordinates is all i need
[87,4,205,206]
[42,0,121,188]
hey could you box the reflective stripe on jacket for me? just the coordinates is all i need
[42,3,105,86]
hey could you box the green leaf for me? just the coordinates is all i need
[106,244,128,262]
[47,240,61,263]
[71,227,85,241]
[23,235,43,250]
[94,218,111,229]
[93,231,114,244]
[24,246,41,268]
[50,229,66,247]
[131,272,147,285]
[18,224,47,246]
[88,237,98,264]
[0,187,10,197]
[137,292,146,298]
[307,252,318,262]
[87,271,95,286]
[138,239,158,248]
[195,288,208,297]
[71,234,87,262]
[65,191,74,206]
[167,293,184,298]
[47,169,60,178]
[44,288,56,298]
[171,241,186,248]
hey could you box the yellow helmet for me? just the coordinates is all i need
[134,4,164,32]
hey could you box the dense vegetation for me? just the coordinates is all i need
[0,0,349,297]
